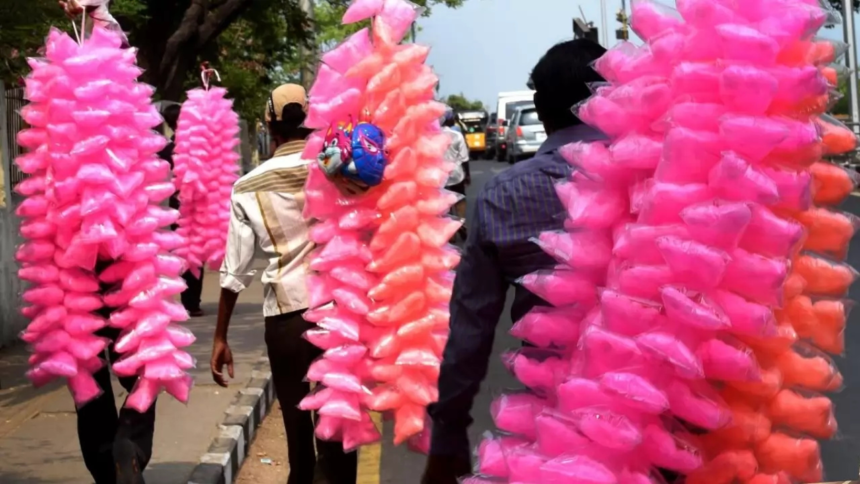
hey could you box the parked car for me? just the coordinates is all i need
[505,104,545,164]
[495,91,535,161]
[484,114,498,159]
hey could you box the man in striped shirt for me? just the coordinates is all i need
[422,39,608,483]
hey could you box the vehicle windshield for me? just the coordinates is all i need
[505,100,533,120]
[461,120,485,134]
[518,109,541,126]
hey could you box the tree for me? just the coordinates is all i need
[1,0,467,122]
[444,93,484,112]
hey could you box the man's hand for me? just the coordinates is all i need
[59,0,96,17]
[420,454,472,484]
[210,338,234,387]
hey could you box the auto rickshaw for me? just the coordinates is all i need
[456,110,489,158]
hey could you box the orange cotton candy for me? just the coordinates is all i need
[818,117,858,155]
[746,473,792,484]
[792,254,856,296]
[783,295,847,355]
[783,271,807,299]
[755,433,823,483]
[792,208,856,259]
[768,389,836,439]
[726,366,783,403]
[685,450,758,484]
[775,347,842,392]
[811,161,857,206]
[704,401,772,447]
[741,321,797,361]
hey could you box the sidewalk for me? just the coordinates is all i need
[0,268,267,484]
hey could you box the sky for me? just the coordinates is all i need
[417,0,853,112]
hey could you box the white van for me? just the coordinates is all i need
[495,90,536,161]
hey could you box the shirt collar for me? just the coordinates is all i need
[273,140,306,158]
[537,124,606,155]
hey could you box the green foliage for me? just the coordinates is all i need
[445,93,484,111]
[0,0,467,125]
[0,0,66,85]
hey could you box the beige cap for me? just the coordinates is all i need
[265,83,309,122]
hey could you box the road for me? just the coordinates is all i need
[239,160,860,483]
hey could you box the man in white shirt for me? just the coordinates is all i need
[442,108,470,240]
[210,84,358,484]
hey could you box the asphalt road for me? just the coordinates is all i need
[822,193,860,480]
[379,159,860,482]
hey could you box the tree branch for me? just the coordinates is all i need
[196,0,254,50]
[159,0,209,91]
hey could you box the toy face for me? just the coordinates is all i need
[350,123,387,186]
[318,123,353,175]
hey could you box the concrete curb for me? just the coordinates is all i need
[187,357,275,484]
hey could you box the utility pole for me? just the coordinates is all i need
[616,0,629,41]
[299,0,316,89]
[843,0,860,134]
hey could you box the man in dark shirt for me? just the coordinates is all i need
[158,103,205,317]
[421,38,608,483]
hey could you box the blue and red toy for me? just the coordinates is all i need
[318,120,388,187]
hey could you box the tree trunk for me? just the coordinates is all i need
[139,0,254,101]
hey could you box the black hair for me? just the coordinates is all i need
[162,103,181,132]
[530,39,607,133]
[268,102,312,142]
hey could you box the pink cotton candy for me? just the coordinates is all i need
[639,182,713,225]
[698,338,762,382]
[636,331,704,380]
[535,412,590,457]
[710,289,778,337]
[668,380,731,430]
[613,263,674,301]
[739,204,805,258]
[557,177,628,230]
[657,128,722,184]
[642,424,703,472]
[510,305,584,348]
[710,151,780,205]
[599,289,662,336]
[490,393,545,439]
[717,23,780,65]
[661,286,730,331]
[720,64,778,115]
[761,165,812,211]
[600,371,669,414]
[656,236,730,289]
[613,223,690,264]
[534,230,612,272]
[477,437,510,477]
[721,248,788,307]
[680,201,751,251]
[519,270,598,308]
[540,455,618,484]
[579,327,645,376]
[575,407,642,451]
[720,115,791,162]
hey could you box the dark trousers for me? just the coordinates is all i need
[265,310,358,484]
[76,325,157,484]
[180,270,204,312]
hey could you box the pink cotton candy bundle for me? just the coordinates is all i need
[172,86,240,276]
[17,27,192,411]
[301,0,455,451]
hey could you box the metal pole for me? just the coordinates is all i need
[843,0,860,134]
[600,0,609,47]
[299,0,316,89]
